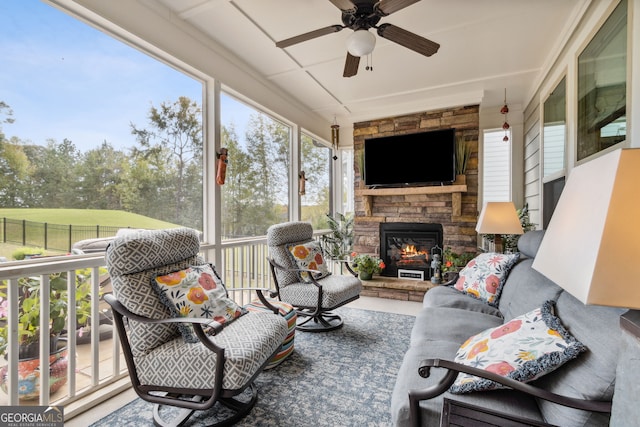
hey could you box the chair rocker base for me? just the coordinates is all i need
[152,384,258,427]
[296,309,343,332]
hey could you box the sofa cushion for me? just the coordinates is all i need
[454,252,520,307]
[423,285,502,317]
[449,301,586,394]
[410,306,503,347]
[498,258,563,321]
[517,229,546,258]
[533,291,624,427]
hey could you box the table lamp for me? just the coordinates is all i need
[532,147,640,426]
[532,148,640,309]
[475,202,524,253]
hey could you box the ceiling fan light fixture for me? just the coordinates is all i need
[346,29,376,57]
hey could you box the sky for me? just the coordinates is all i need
[0,0,252,152]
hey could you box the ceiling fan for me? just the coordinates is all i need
[275,0,440,77]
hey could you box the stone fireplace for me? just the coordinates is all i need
[380,223,443,280]
[352,105,480,300]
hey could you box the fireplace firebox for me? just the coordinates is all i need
[380,223,443,280]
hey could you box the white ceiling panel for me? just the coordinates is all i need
[118,0,587,130]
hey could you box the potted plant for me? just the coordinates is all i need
[356,149,365,188]
[321,212,354,261]
[0,266,94,400]
[442,248,476,282]
[503,203,536,252]
[350,252,385,280]
[455,136,472,183]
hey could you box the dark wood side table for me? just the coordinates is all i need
[440,398,555,427]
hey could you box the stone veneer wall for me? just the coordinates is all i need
[353,105,480,259]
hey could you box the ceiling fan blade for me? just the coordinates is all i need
[343,52,360,77]
[276,25,344,48]
[377,23,440,56]
[328,0,357,13]
[375,0,421,16]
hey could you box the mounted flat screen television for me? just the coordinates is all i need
[364,128,456,187]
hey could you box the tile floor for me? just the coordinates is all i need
[65,296,422,426]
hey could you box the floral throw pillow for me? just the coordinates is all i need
[449,300,586,394]
[454,252,520,306]
[287,241,331,283]
[152,264,246,343]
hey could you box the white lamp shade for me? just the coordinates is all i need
[346,30,376,57]
[532,148,640,309]
[475,202,524,235]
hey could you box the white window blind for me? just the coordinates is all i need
[482,129,511,202]
[543,123,565,177]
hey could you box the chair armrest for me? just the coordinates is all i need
[331,259,358,277]
[440,273,458,286]
[228,287,283,314]
[408,358,611,427]
[104,294,225,352]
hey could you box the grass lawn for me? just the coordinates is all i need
[0,208,178,228]
[0,209,180,261]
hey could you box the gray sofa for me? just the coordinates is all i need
[391,230,625,426]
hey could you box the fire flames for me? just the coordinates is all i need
[397,244,428,266]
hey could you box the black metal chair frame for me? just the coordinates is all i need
[409,358,612,427]
[105,289,281,427]
[268,258,359,332]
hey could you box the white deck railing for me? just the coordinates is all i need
[0,253,119,407]
[0,230,329,413]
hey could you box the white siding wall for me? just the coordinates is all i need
[523,103,541,228]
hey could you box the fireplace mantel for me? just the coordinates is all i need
[353,105,479,262]
[355,183,467,217]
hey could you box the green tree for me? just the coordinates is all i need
[77,141,128,209]
[27,139,81,208]
[301,134,331,227]
[241,114,289,235]
[130,97,203,228]
[0,138,32,207]
[220,124,252,237]
[118,148,175,222]
[0,101,15,142]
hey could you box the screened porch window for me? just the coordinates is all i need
[219,94,291,238]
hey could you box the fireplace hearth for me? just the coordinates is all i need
[380,223,443,280]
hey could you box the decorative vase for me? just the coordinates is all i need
[0,343,69,400]
[454,174,466,185]
[359,271,373,280]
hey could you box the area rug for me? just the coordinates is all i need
[90,306,415,426]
